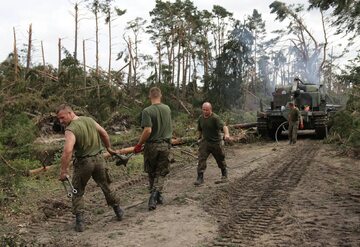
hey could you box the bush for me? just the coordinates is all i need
[220,110,257,125]
[0,113,37,148]
[328,110,360,149]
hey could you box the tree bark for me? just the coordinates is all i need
[74,3,78,60]
[108,14,112,85]
[26,24,32,74]
[13,27,18,82]
[83,39,87,93]
[58,38,61,77]
[41,41,46,82]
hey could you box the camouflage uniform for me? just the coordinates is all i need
[67,116,120,215]
[141,103,172,193]
[288,107,301,144]
[197,113,227,173]
[144,142,171,192]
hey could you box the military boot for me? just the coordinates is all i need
[157,191,164,205]
[75,212,84,232]
[113,205,124,221]
[221,168,228,181]
[194,172,204,186]
[148,191,158,211]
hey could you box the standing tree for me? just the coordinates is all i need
[26,24,32,75]
[73,2,79,61]
[309,0,360,35]
[209,21,253,109]
[270,1,328,83]
[84,0,109,98]
[85,0,100,81]
[197,9,214,94]
[245,10,266,92]
[100,0,126,85]
[124,17,146,92]
[211,5,233,59]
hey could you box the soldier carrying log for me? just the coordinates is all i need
[133,87,173,211]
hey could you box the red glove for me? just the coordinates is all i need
[299,123,304,129]
[134,143,143,153]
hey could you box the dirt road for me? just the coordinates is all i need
[7,140,360,246]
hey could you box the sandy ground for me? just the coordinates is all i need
[2,139,360,247]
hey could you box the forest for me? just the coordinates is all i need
[0,0,359,246]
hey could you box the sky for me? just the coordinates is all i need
[0,0,343,71]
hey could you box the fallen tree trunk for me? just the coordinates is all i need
[103,146,135,159]
[229,122,257,129]
[26,137,222,176]
[27,165,55,176]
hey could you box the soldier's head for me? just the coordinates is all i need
[56,104,76,126]
[202,102,212,118]
[149,87,162,103]
[288,102,295,109]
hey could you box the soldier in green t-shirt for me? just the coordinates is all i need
[57,104,123,232]
[133,87,172,211]
[194,102,230,186]
[288,102,303,144]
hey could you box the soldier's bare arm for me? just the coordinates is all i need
[60,130,75,181]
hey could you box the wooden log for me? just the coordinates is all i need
[103,146,135,159]
[27,165,55,176]
[29,137,201,176]
[29,146,136,175]
[229,122,257,129]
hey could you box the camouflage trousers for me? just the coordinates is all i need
[72,154,120,214]
[197,140,227,173]
[288,120,299,144]
[144,142,171,193]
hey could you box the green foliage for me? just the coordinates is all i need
[208,21,253,110]
[309,0,360,35]
[328,110,360,149]
[327,58,360,151]
[221,110,257,125]
[124,155,144,175]
[172,112,197,138]
[0,113,37,148]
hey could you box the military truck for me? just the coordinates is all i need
[257,77,339,140]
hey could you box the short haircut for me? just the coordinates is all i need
[56,104,73,114]
[202,102,212,110]
[149,87,162,98]
[289,102,294,106]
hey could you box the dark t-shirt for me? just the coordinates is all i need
[141,103,172,142]
[288,107,301,122]
[66,116,103,158]
[197,113,224,143]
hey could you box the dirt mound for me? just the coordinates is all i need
[40,199,70,219]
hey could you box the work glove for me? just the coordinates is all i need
[134,143,143,153]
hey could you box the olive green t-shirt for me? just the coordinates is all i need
[197,113,224,143]
[288,107,301,122]
[66,116,103,158]
[141,103,172,143]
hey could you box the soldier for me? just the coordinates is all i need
[288,102,303,144]
[194,102,230,186]
[134,87,172,211]
[57,104,123,232]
